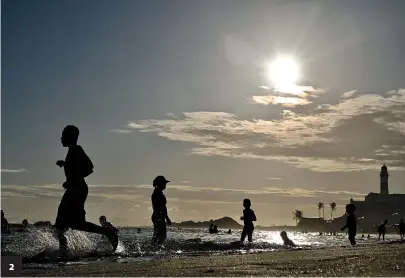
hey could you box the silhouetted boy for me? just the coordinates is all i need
[378,220,388,241]
[55,125,118,258]
[240,199,257,243]
[399,219,405,240]
[280,231,296,247]
[151,175,172,245]
[341,203,356,246]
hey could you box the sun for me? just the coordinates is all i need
[266,56,299,88]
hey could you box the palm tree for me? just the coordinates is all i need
[292,210,303,225]
[317,202,324,218]
[330,202,337,220]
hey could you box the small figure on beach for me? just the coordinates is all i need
[137,228,142,233]
[227,229,232,234]
[151,175,172,245]
[397,219,404,240]
[280,231,296,247]
[367,234,371,239]
[22,219,29,232]
[378,220,388,241]
[341,203,356,246]
[208,223,218,234]
[240,198,257,243]
[99,216,119,235]
[1,210,9,233]
[54,125,118,258]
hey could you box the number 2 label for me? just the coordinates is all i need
[9,264,14,270]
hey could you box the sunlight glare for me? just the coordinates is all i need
[267,56,299,89]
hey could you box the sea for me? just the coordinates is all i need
[0,227,397,269]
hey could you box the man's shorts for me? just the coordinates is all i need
[55,185,88,230]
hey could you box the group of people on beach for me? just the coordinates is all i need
[2,125,404,258]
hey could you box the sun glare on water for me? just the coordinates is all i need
[267,56,300,90]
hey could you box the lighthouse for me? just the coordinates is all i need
[380,164,389,195]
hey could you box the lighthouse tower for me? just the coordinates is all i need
[380,164,389,195]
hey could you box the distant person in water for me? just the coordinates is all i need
[22,219,29,232]
[227,229,232,234]
[209,223,214,233]
[213,225,218,233]
[280,231,296,247]
[1,210,9,233]
[378,220,388,241]
[99,216,118,235]
[151,175,172,245]
[55,125,118,258]
[341,203,356,246]
[137,228,141,233]
[240,199,257,243]
[397,219,404,240]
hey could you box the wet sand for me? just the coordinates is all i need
[23,242,405,277]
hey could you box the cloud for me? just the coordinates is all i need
[1,168,29,173]
[110,129,132,133]
[251,96,311,107]
[123,88,405,172]
[252,84,326,107]
[341,90,358,99]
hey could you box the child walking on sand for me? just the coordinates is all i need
[240,199,257,243]
[341,203,356,246]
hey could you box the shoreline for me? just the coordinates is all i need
[23,242,405,277]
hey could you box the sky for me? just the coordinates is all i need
[2,0,405,226]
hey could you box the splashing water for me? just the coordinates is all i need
[1,227,392,267]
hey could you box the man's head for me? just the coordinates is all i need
[345,203,356,214]
[99,215,107,224]
[61,125,80,147]
[243,199,251,208]
[153,175,170,190]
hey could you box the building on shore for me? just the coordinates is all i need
[298,165,405,233]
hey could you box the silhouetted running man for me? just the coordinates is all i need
[1,210,9,233]
[55,125,118,258]
[398,219,404,240]
[280,231,296,247]
[240,199,257,243]
[151,175,172,245]
[378,220,388,241]
[341,203,356,246]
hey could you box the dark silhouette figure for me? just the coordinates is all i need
[137,228,141,233]
[22,219,29,231]
[240,199,257,243]
[212,225,219,233]
[99,216,119,235]
[378,220,388,241]
[367,234,371,239]
[1,210,9,233]
[151,175,172,245]
[341,203,356,246]
[55,125,118,258]
[280,231,296,247]
[397,219,404,240]
[209,223,214,233]
[227,229,232,234]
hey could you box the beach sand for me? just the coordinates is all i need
[23,242,405,277]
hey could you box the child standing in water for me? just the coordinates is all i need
[398,219,405,240]
[240,199,257,243]
[55,125,118,258]
[151,175,172,245]
[378,220,388,241]
[341,203,356,246]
